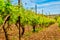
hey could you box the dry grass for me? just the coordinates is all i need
[0,23,60,40]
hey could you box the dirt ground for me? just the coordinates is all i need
[27,23,60,40]
[0,23,60,40]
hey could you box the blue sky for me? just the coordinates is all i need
[12,0,60,15]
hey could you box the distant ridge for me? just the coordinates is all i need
[46,14,60,16]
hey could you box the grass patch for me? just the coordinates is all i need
[35,27,43,32]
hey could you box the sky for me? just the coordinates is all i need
[12,0,60,15]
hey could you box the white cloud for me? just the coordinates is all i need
[37,1,60,7]
[37,4,60,15]
[33,0,46,3]
[22,0,60,14]
[22,0,35,8]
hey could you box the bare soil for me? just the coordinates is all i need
[27,23,60,40]
[0,23,60,40]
